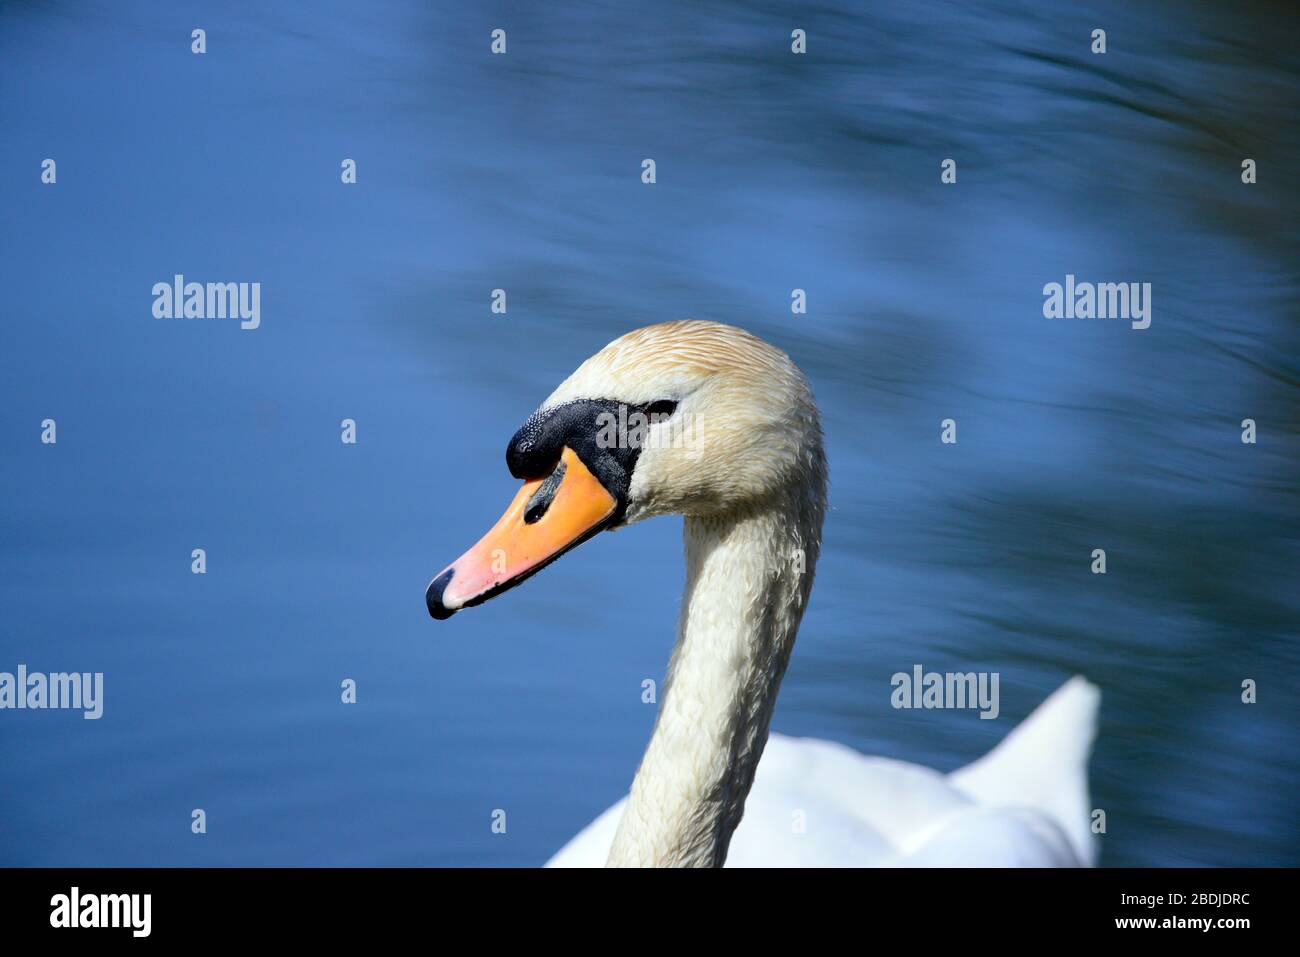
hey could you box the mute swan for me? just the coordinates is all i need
[426,320,1100,867]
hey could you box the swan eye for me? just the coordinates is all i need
[645,399,677,419]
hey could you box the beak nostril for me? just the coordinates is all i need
[523,460,567,524]
[426,569,457,620]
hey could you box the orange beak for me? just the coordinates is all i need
[425,446,618,619]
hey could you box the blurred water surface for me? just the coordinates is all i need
[1,1,1297,866]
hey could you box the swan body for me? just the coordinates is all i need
[549,677,1100,867]
[427,320,1101,867]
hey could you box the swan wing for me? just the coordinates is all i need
[545,799,628,868]
[546,737,1080,867]
[721,736,978,867]
[947,676,1101,866]
[547,678,1100,867]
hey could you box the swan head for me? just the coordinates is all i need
[426,319,825,619]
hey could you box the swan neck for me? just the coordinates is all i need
[606,500,817,867]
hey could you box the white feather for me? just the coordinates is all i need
[501,321,1101,867]
[548,679,1100,867]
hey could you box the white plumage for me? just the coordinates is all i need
[440,319,1102,867]
[549,677,1100,867]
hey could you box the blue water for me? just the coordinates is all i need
[1,1,1296,866]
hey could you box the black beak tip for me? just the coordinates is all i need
[426,569,457,620]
